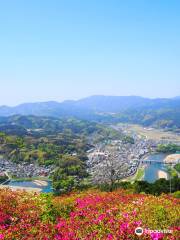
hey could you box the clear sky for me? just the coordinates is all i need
[0,0,180,106]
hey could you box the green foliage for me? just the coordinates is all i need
[52,155,88,194]
[0,117,98,164]
[174,163,180,173]
[122,135,135,144]
[0,175,8,183]
[172,191,180,198]
[133,180,152,194]
[53,175,76,194]
[157,144,180,153]
[40,193,58,222]
[153,205,167,223]
[98,177,180,196]
[133,177,180,195]
[98,181,133,192]
[167,166,178,177]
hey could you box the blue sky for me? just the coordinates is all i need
[0,0,180,105]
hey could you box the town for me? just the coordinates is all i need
[87,124,180,183]
[0,155,53,180]
[0,123,180,185]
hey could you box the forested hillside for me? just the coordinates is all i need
[0,96,180,129]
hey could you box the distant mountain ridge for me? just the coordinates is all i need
[0,95,179,116]
[0,96,180,128]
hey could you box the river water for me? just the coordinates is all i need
[5,180,53,193]
[143,153,169,183]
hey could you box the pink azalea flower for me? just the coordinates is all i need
[0,234,4,240]
[107,233,113,239]
[150,232,164,240]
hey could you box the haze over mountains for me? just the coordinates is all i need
[0,95,180,128]
[0,95,180,115]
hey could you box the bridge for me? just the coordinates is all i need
[139,160,175,165]
[133,159,176,165]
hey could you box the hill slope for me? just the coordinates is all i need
[0,96,180,128]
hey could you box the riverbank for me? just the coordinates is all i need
[157,170,168,180]
[121,164,146,182]
[0,185,42,192]
[33,180,48,186]
[1,179,53,193]
[164,154,180,164]
[120,152,151,182]
[134,166,145,181]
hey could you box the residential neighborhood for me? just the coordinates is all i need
[0,156,53,179]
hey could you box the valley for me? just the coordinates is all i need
[0,116,179,193]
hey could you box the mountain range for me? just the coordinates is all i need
[0,95,180,128]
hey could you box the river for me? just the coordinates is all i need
[143,153,169,183]
[4,180,53,193]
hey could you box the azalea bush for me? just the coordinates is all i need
[0,188,179,239]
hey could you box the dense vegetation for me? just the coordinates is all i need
[174,163,180,173]
[99,177,180,196]
[0,115,110,136]
[0,188,179,239]
[0,175,8,184]
[122,135,135,144]
[114,108,180,129]
[0,116,121,162]
[157,144,180,153]
[52,154,90,194]
[0,131,90,166]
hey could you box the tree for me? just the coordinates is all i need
[52,154,88,194]
[53,173,75,194]
[157,144,180,153]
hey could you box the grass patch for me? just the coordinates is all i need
[134,167,145,181]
